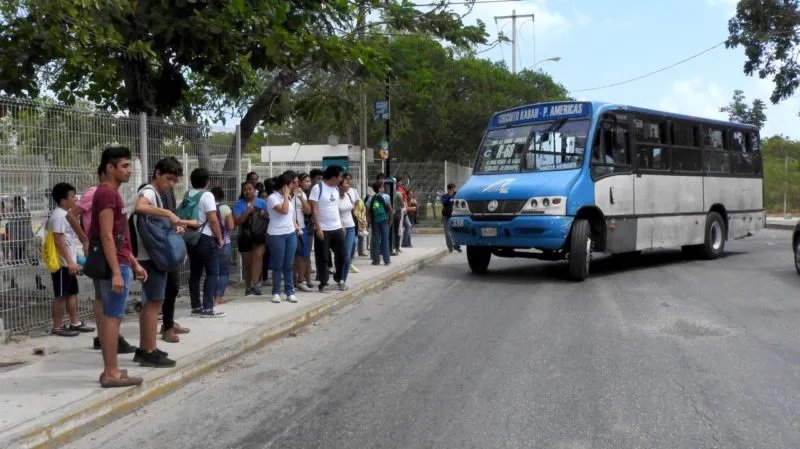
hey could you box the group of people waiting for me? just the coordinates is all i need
[43,146,418,388]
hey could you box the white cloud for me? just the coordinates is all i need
[658,77,727,120]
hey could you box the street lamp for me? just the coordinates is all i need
[533,56,561,69]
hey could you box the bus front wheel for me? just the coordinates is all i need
[569,219,591,281]
[701,212,726,259]
[467,246,491,274]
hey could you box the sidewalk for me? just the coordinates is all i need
[766,216,799,231]
[0,235,448,449]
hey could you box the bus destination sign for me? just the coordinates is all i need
[491,102,591,128]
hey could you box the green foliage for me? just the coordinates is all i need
[727,0,800,103]
[719,89,767,128]
[275,35,569,163]
[762,135,800,213]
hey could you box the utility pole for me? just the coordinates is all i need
[494,10,535,74]
[357,1,368,196]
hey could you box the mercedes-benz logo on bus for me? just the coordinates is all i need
[487,200,499,212]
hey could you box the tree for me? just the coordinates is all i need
[0,0,488,158]
[719,89,767,128]
[727,0,800,103]
[277,34,569,163]
[761,135,800,214]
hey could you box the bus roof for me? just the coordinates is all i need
[489,101,760,131]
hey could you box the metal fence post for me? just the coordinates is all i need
[139,112,148,179]
[444,160,448,192]
[235,125,242,184]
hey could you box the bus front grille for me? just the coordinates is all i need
[467,200,527,214]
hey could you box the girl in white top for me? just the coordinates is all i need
[266,173,300,303]
[338,173,359,285]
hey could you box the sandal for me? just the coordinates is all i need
[100,371,143,388]
[68,321,95,333]
[161,328,180,343]
[51,327,80,337]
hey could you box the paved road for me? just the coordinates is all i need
[70,229,800,449]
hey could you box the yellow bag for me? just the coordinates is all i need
[42,231,60,273]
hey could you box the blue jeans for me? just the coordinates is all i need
[188,234,219,311]
[402,213,413,246]
[268,232,297,295]
[341,227,356,282]
[371,221,391,264]
[216,242,232,297]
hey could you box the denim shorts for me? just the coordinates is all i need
[93,264,132,319]
[140,260,167,303]
[296,228,311,258]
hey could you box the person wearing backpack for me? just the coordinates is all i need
[179,168,225,318]
[48,182,94,337]
[5,196,46,291]
[440,182,462,253]
[366,181,393,266]
[131,157,188,365]
[233,181,268,295]
[67,165,138,354]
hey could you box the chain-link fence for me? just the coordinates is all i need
[0,96,241,337]
[0,94,474,337]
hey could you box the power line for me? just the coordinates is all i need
[413,0,521,5]
[569,40,727,93]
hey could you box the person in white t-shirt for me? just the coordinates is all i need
[133,157,187,364]
[266,172,301,303]
[338,173,360,288]
[309,165,347,292]
[185,168,225,318]
[48,182,95,337]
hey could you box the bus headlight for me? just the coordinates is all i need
[453,199,471,216]
[519,196,567,215]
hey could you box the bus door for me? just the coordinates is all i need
[591,113,635,252]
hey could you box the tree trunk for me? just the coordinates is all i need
[222,68,300,173]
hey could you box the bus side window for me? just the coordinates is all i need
[591,121,629,177]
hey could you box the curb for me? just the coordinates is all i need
[6,249,449,449]
[414,228,443,235]
[766,223,796,231]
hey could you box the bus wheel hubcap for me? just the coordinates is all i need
[710,222,722,251]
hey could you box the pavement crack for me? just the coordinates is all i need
[673,379,723,447]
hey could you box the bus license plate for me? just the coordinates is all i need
[481,227,497,237]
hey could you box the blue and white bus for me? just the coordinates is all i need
[448,101,764,280]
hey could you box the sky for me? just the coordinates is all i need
[446,0,797,139]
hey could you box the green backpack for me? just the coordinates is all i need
[370,194,388,224]
[177,191,207,246]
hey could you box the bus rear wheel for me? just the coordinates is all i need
[701,212,726,259]
[569,219,591,281]
[466,246,491,274]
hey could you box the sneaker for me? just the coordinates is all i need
[358,252,368,257]
[249,285,262,296]
[455,247,463,253]
[338,282,349,291]
[93,335,138,354]
[200,309,226,318]
[372,261,380,266]
[271,294,282,303]
[297,282,313,292]
[318,285,331,293]
[349,264,359,274]
[190,308,203,315]
[133,348,176,368]
[287,294,298,303]
[384,262,391,266]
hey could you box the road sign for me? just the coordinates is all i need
[373,100,390,120]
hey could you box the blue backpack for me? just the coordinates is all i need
[135,186,187,272]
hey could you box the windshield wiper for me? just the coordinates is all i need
[539,118,568,141]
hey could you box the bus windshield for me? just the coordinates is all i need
[474,119,590,174]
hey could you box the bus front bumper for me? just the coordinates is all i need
[448,215,573,250]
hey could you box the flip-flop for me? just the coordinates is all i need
[100,371,142,388]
